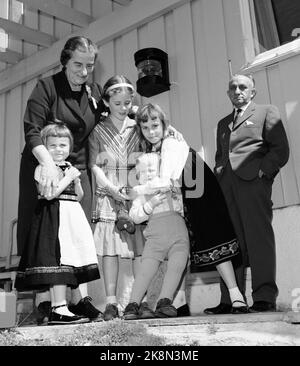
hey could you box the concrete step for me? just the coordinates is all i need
[14,311,300,346]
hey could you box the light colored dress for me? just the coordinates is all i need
[89,116,145,258]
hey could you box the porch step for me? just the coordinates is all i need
[15,311,300,346]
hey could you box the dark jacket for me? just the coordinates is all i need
[215,102,289,180]
[17,70,103,254]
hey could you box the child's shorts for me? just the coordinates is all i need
[142,211,190,262]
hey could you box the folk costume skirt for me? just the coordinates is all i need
[15,198,100,292]
[181,148,240,272]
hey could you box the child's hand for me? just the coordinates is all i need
[65,166,81,181]
[149,191,167,208]
[166,125,184,141]
[107,185,127,202]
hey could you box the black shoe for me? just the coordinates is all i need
[69,296,103,321]
[204,303,232,315]
[155,298,177,318]
[231,300,249,314]
[36,301,51,325]
[249,301,276,313]
[139,302,155,319]
[116,209,136,234]
[103,303,119,321]
[177,303,191,317]
[124,302,140,320]
[48,311,89,325]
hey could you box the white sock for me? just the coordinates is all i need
[107,296,117,305]
[229,287,244,306]
[141,294,147,303]
[172,290,186,309]
[35,291,50,307]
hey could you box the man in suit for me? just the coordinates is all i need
[204,74,289,314]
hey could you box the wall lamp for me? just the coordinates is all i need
[134,47,170,98]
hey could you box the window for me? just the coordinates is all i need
[250,0,300,54]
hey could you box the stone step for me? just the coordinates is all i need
[15,311,300,346]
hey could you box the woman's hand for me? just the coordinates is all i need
[37,164,60,198]
[166,125,184,141]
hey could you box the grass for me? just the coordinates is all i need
[0,319,168,346]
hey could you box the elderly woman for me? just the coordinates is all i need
[17,36,104,324]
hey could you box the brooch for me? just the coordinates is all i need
[85,85,98,110]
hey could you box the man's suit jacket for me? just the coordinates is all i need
[215,102,289,180]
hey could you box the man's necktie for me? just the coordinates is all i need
[233,108,242,129]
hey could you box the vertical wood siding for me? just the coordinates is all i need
[0,0,299,256]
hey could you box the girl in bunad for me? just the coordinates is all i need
[16,122,101,325]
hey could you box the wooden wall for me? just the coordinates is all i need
[1,0,300,256]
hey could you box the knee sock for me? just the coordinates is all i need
[229,287,245,306]
[35,291,50,307]
[172,290,187,309]
[106,296,117,305]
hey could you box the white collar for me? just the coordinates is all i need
[234,101,251,115]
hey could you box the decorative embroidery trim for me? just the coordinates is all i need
[191,239,239,267]
[58,194,78,201]
[91,217,115,224]
[17,263,99,277]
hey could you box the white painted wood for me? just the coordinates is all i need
[0,0,191,93]
[94,41,115,86]
[244,38,300,74]
[91,0,112,19]
[278,56,300,204]
[172,3,201,152]
[222,0,251,74]
[73,0,91,16]
[0,93,6,256]
[237,0,256,66]
[116,29,138,86]
[2,87,22,256]
[23,5,38,58]
[0,49,22,63]
[264,66,286,208]
[0,0,9,69]
[20,78,37,149]
[164,11,180,133]
[0,17,57,47]
[138,16,170,116]
[189,0,210,163]
[111,0,131,5]
[7,0,23,58]
[54,0,73,39]
[20,0,93,27]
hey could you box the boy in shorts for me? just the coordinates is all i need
[124,152,189,319]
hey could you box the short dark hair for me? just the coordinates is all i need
[41,122,74,152]
[60,36,98,67]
